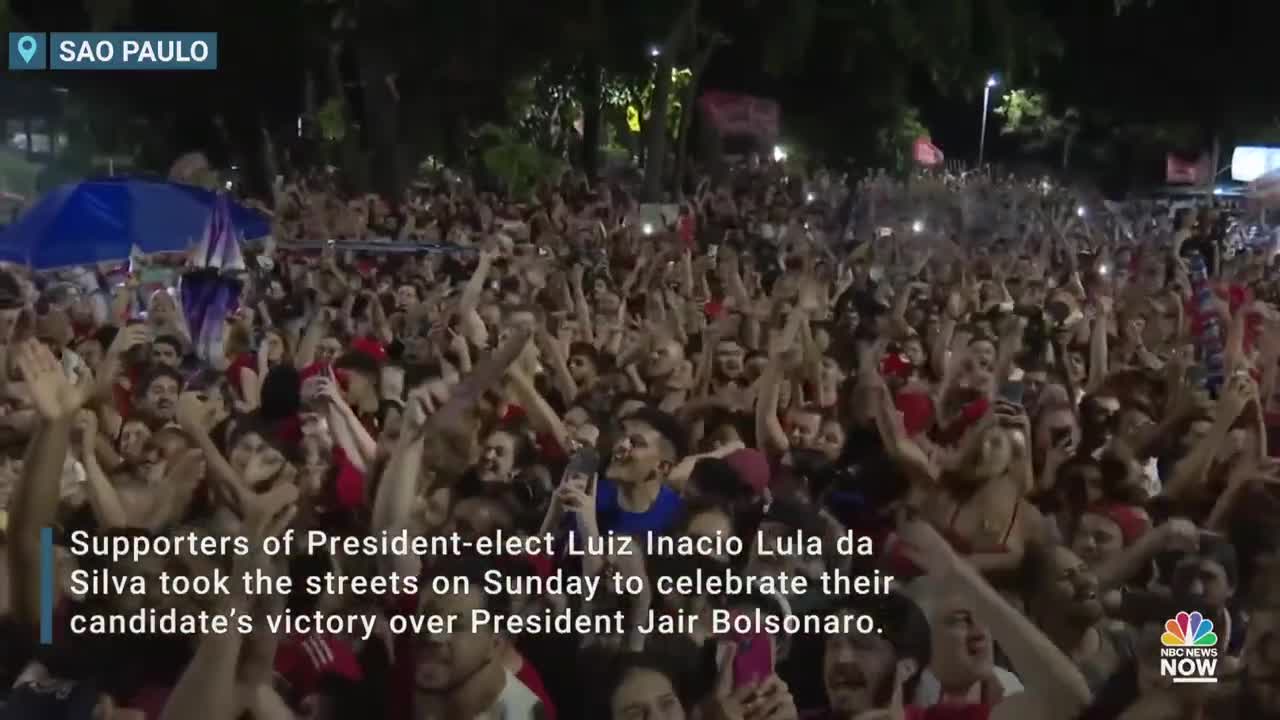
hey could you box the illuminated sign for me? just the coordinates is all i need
[1231,146,1280,182]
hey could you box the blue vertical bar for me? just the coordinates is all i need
[40,526,53,645]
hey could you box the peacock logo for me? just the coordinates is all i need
[1159,611,1220,684]
[1161,611,1218,648]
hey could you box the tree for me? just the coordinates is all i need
[642,0,699,201]
[476,124,564,201]
[875,106,930,174]
[994,89,1080,169]
[751,0,1062,94]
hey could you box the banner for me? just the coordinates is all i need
[913,137,944,167]
[699,91,780,140]
[1166,153,1210,185]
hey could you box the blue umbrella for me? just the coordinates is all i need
[0,177,270,270]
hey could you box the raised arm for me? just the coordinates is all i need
[1086,299,1111,393]
[899,519,1092,720]
[7,340,82,627]
[1164,373,1252,501]
[505,364,573,455]
[74,410,129,529]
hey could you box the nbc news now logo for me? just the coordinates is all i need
[1159,611,1219,684]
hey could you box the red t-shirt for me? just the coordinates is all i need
[332,447,367,510]
[895,391,935,437]
[935,396,989,446]
[227,353,257,399]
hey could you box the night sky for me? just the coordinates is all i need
[699,0,1279,160]
[5,0,1279,184]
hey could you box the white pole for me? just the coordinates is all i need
[979,84,992,168]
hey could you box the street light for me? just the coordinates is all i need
[773,145,788,162]
[649,45,661,58]
[978,74,999,167]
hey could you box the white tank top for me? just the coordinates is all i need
[479,671,542,720]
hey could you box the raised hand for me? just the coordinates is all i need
[107,323,150,358]
[73,410,98,456]
[176,391,208,432]
[743,675,799,720]
[16,340,79,420]
[1218,372,1256,421]
[230,478,299,543]
[313,369,347,407]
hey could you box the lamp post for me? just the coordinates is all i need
[978,75,998,168]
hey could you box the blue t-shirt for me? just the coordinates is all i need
[595,478,683,535]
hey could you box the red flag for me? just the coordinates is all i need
[1166,153,1210,184]
[913,137,944,167]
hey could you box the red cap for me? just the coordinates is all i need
[350,336,388,364]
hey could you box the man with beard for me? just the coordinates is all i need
[387,555,545,720]
[596,408,685,535]
[1024,544,1133,692]
[815,590,931,719]
[150,335,184,369]
[136,367,182,425]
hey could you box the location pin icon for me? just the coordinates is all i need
[17,35,37,64]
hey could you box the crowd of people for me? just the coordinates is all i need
[0,158,1278,720]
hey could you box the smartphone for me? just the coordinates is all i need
[730,628,774,690]
[998,380,1025,406]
